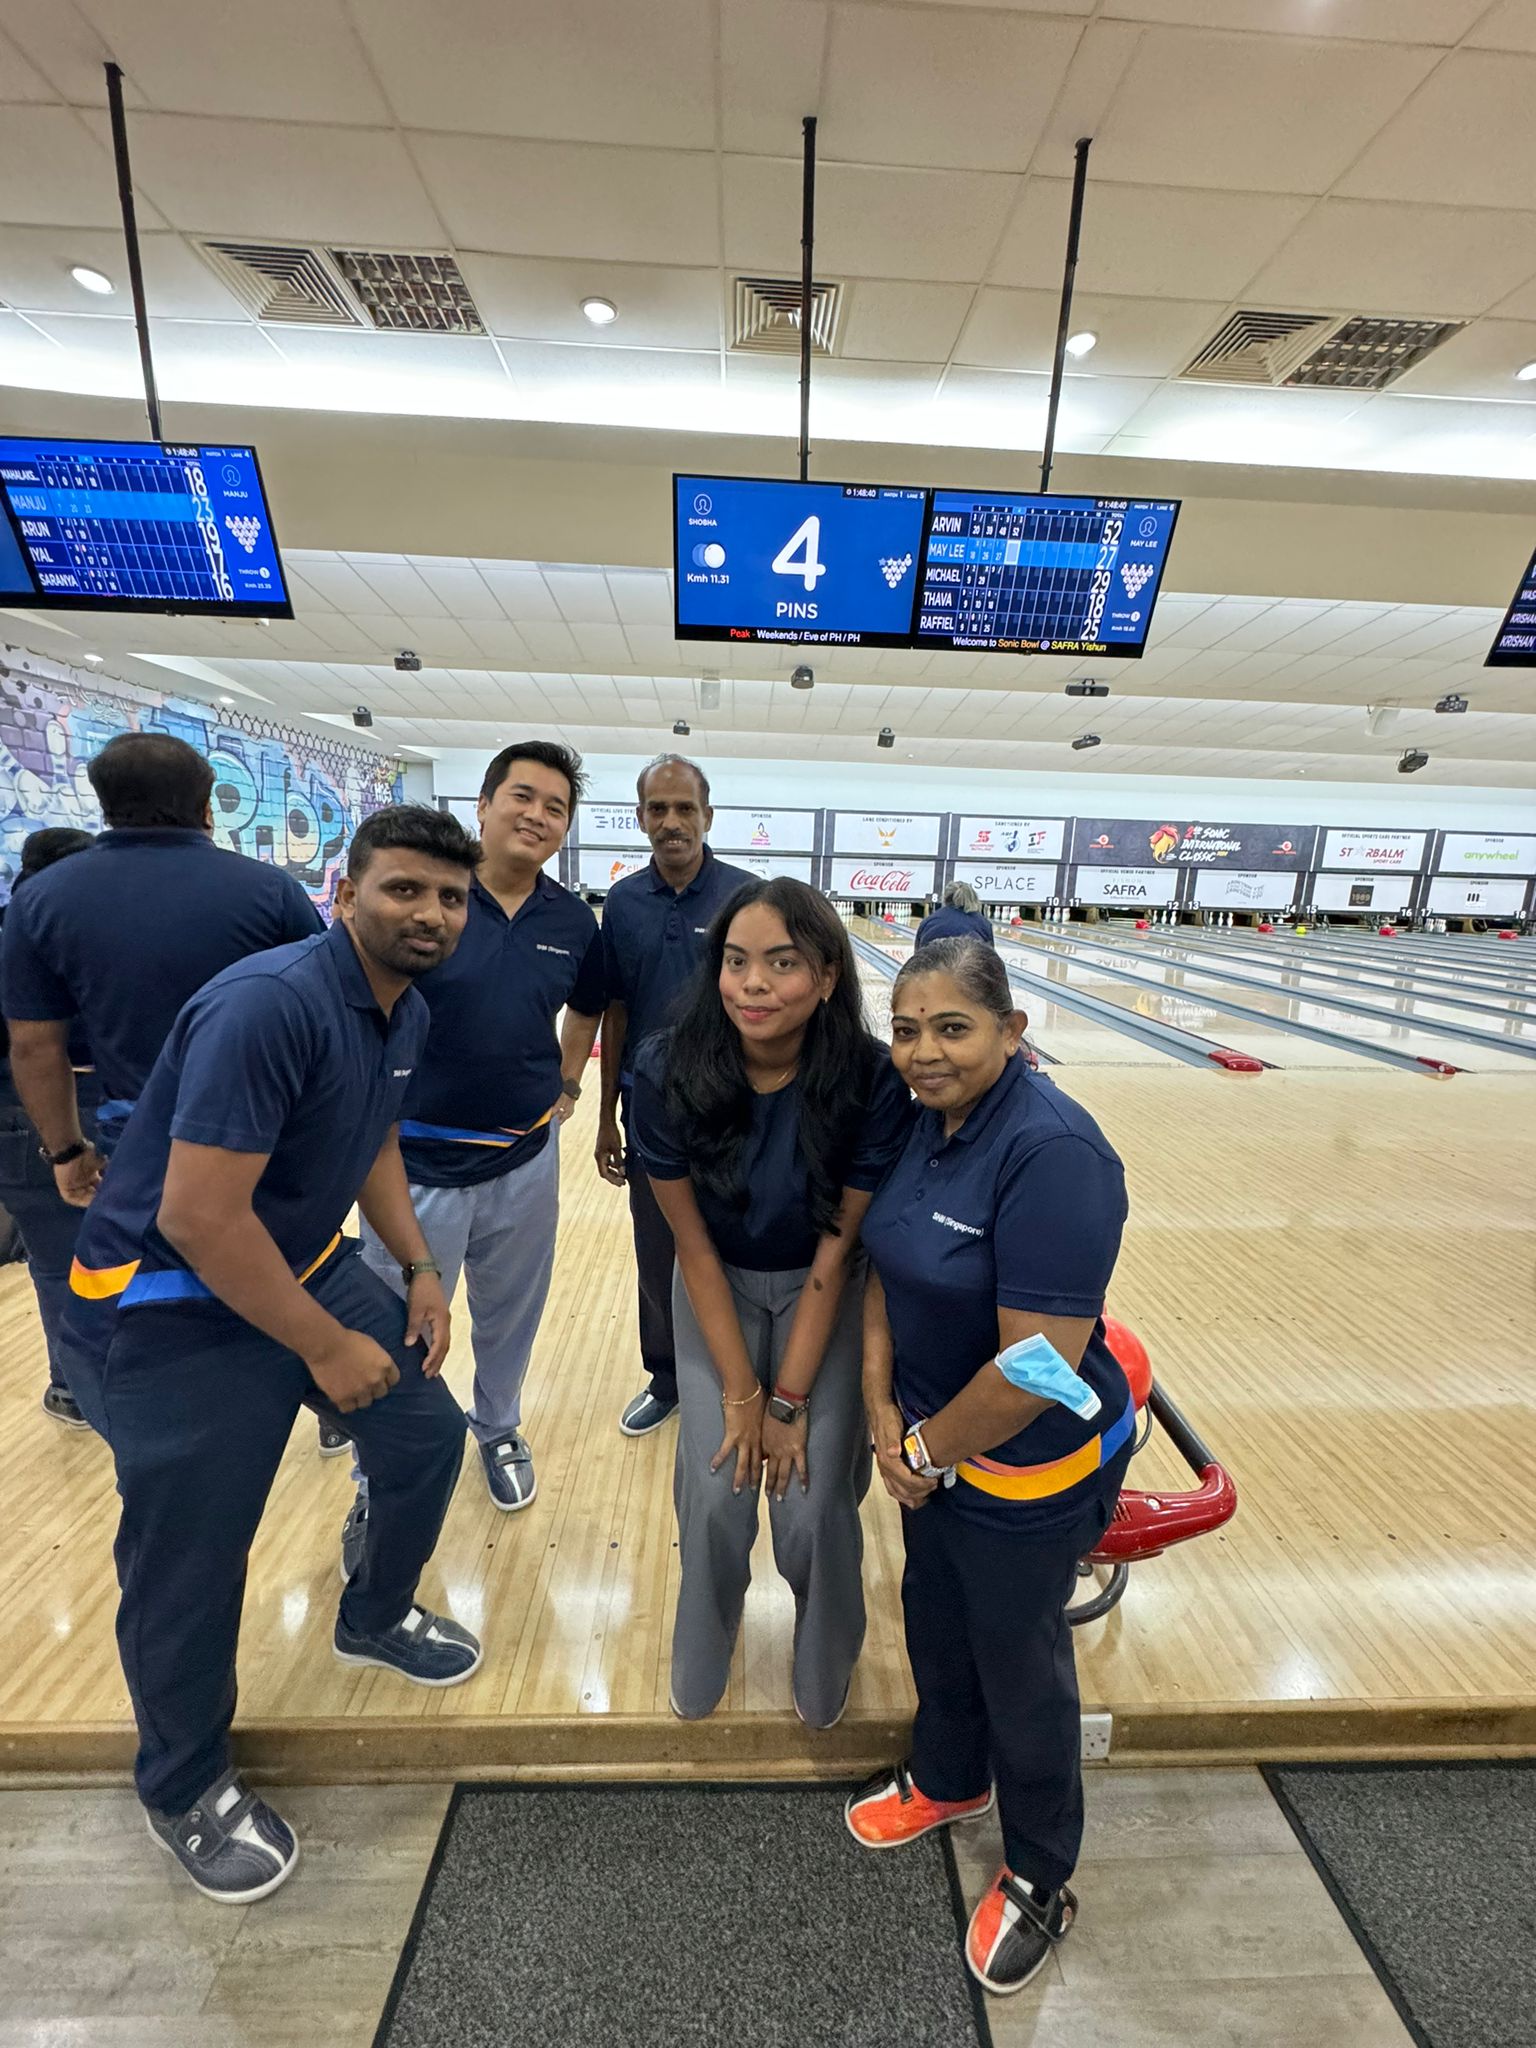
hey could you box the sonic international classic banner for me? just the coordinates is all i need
[1072,818,1315,870]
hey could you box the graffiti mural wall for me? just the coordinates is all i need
[0,655,400,915]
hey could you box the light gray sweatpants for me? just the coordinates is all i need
[670,1257,871,1726]
[359,1129,559,1444]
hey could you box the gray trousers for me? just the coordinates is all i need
[670,1257,871,1726]
[360,1129,559,1443]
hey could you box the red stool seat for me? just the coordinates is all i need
[1102,1313,1152,1410]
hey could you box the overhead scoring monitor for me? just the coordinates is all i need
[674,474,928,646]
[1485,542,1536,666]
[914,491,1180,657]
[0,436,292,617]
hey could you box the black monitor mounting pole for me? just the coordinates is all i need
[797,115,817,483]
[1038,136,1092,496]
[104,61,162,442]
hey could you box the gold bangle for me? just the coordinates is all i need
[722,1385,763,1408]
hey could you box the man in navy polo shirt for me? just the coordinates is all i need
[2,730,321,1193]
[60,805,481,1904]
[594,754,756,1437]
[358,741,604,1516]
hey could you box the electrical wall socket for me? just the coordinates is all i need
[1080,1713,1113,1762]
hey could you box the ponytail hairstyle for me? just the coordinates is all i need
[662,877,876,1236]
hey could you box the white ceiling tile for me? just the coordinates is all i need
[605,570,674,624]
[462,620,536,663]
[0,0,127,104]
[358,0,716,148]
[724,157,1019,282]
[1091,28,1439,194]
[0,225,251,318]
[264,329,513,410]
[933,367,1157,447]
[571,625,635,666]
[412,135,719,266]
[990,178,1311,298]
[0,25,54,100]
[955,288,1222,377]
[1390,318,1536,401]
[0,106,139,228]
[541,569,618,624]
[1028,18,1147,183]
[1465,0,1536,53]
[1347,392,1536,480]
[1241,199,1536,320]
[517,622,584,664]
[91,113,444,243]
[74,0,390,122]
[498,342,722,421]
[13,310,139,372]
[820,6,1080,174]
[1107,379,1374,469]
[457,254,720,350]
[721,0,829,157]
[1493,269,1536,321]
[1337,50,1536,209]
[285,557,380,611]
[1102,1,1489,42]
[409,560,505,619]
[477,570,563,622]
[837,280,973,364]
[351,562,446,615]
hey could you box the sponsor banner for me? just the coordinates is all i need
[832,811,943,858]
[1437,832,1536,877]
[828,857,936,900]
[1311,874,1414,912]
[1319,828,1426,873]
[952,862,1058,903]
[579,849,649,892]
[731,853,815,883]
[955,815,1065,863]
[580,801,651,850]
[1073,818,1312,869]
[1071,864,1178,906]
[1192,869,1298,910]
[1426,876,1527,916]
[711,806,817,853]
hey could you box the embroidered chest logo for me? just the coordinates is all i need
[535,942,573,958]
[392,1068,414,1079]
[933,1211,986,1238]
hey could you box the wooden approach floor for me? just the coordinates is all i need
[3,1068,1534,1786]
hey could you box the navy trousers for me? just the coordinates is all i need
[90,1242,466,1814]
[622,1086,678,1404]
[901,1472,1125,1893]
[0,1101,93,1390]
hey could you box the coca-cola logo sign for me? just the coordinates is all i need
[846,866,914,890]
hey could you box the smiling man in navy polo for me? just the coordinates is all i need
[594,754,757,1437]
[358,741,604,1518]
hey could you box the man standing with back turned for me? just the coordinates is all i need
[61,805,481,1903]
[594,755,755,1436]
[358,741,604,1519]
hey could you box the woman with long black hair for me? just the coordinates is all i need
[630,878,913,1726]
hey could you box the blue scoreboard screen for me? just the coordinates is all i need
[1485,543,1536,666]
[674,475,928,646]
[914,491,1180,657]
[0,436,292,617]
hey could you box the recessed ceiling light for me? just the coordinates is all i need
[219,695,234,705]
[1516,360,1536,382]
[82,651,104,666]
[580,296,618,326]
[70,265,115,297]
[1064,330,1097,359]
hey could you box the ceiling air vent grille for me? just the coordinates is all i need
[1182,308,1463,391]
[731,275,842,355]
[199,242,363,327]
[329,250,486,335]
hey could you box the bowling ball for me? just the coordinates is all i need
[1102,1314,1153,1408]
[1256,921,1274,934]
[1378,924,1398,937]
[1134,917,1149,931]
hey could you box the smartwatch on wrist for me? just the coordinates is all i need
[402,1257,442,1287]
[41,1138,87,1167]
[767,1390,809,1425]
[901,1424,953,1483]
[560,1079,582,1102]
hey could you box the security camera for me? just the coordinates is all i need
[791,664,815,690]
[1065,679,1109,699]
[673,718,691,737]
[1398,748,1429,774]
[1435,692,1468,714]
[394,649,422,673]
[1071,732,1102,751]
[352,706,374,729]
[877,727,895,749]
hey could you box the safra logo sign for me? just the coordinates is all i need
[1105,879,1150,899]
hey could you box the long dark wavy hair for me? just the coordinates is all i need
[662,877,877,1237]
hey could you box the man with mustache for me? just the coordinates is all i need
[594,755,755,1437]
[355,743,604,1521]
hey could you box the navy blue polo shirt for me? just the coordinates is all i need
[1,828,322,1142]
[862,1052,1131,1534]
[68,921,426,1318]
[400,871,604,1188]
[601,849,758,1075]
[631,1030,914,1270]
[914,906,995,950]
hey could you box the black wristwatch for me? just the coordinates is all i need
[561,1079,582,1102]
[41,1138,88,1167]
[767,1393,809,1424]
[402,1257,442,1287]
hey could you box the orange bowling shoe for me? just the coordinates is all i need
[965,1866,1077,1995]
[844,1760,994,1849]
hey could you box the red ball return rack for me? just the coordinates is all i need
[1067,1314,1238,1626]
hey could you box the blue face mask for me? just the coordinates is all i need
[994,1331,1102,1420]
